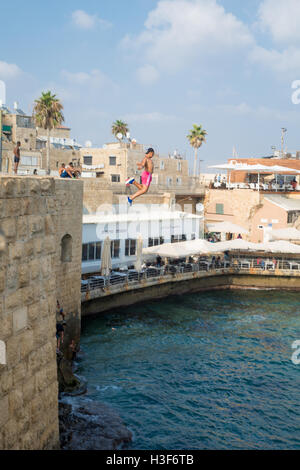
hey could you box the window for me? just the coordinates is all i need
[288,211,300,224]
[82,242,102,261]
[61,234,72,262]
[20,156,38,166]
[176,177,182,186]
[84,156,93,165]
[167,177,173,186]
[261,218,268,223]
[16,116,34,129]
[271,219,279,224]
[82,244,88,261]
[125,239,136,256]
[177,162,182,171]
[111,174,120,183]
[216,203,224,215]
[111,240,120,258]
[160,161,165,170]
[171,234,186,243]
[109,156,116,166]
[148,237,164,247]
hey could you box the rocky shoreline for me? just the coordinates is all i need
[57,354,132,450]
[59,400,133,450]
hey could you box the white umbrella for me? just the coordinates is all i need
[206,221,248,234]
[269,228,300,241]
[135,234,144,272]
[101,236,112,277]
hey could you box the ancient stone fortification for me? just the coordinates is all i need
[0,176,83,450]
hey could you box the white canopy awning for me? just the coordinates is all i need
[208,163,300,174]
[206,221,248,234]
[269,227,300,241]
[142,238,300,258]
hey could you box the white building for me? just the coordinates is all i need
[82,206,204,274]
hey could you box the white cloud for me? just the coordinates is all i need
[136,65,159,85]
[258,0,300,44]
[71,10,111,30]
[122,0,253,72]
[122,112,177,123]
[217,102,297,121]
[249,45,300,75]
[61,69,116,90]
[0,60,22,80]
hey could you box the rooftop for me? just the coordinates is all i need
[264,194,300,211]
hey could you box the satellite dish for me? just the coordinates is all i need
[196,203,204,212]
[117,133,123,140]
[103,144,107,149]
[85,140,92,148]
[126,132,131,139]
[132,138,137,144]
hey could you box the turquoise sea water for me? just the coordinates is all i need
[77,290,300,450]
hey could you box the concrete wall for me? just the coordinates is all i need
[204,189,261,237]
[82,270,300,317]
[0,176,83,450]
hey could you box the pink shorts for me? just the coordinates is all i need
[141,171,152,187]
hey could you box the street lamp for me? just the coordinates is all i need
[281,128,287,158]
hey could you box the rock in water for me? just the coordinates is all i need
[59,401,132,450]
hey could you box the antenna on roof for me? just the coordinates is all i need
[232,146,238,158]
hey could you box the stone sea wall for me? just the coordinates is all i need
[0,176,83,450]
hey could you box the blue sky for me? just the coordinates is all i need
[1,0,300,171]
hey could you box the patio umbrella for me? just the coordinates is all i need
[101,236,112,277]
[206,221,248,234]
[269,227,300,241]
[135,234,144,272]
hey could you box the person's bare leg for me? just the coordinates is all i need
[131,185,148,201]
[132,180,143,190]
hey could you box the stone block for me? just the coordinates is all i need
[2,179,15,197]
[28,215,44,236]
[12,307,28,333]
[0,395,10,427]
[5,291,21,311]
[0,370,13,395]
[18,263,30,287]
[29,179,41,195]
[22,377,35,404]
[9,389,24,420]
[19,329,34,360]
[1,218,16,241]
[1,313,12,339]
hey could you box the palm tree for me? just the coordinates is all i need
[33,91,64,174]
[187,124,207,178]
[111,120,129,141]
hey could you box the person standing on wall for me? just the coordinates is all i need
[13,141,21,174]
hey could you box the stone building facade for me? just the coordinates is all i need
[204,188,300,242]
[0,176,83,450]
[80,142,192,191]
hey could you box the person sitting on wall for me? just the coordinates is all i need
[59,163,72,178]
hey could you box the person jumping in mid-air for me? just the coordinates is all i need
[125,148,154,206]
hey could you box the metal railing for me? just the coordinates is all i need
[81,257,300,293]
